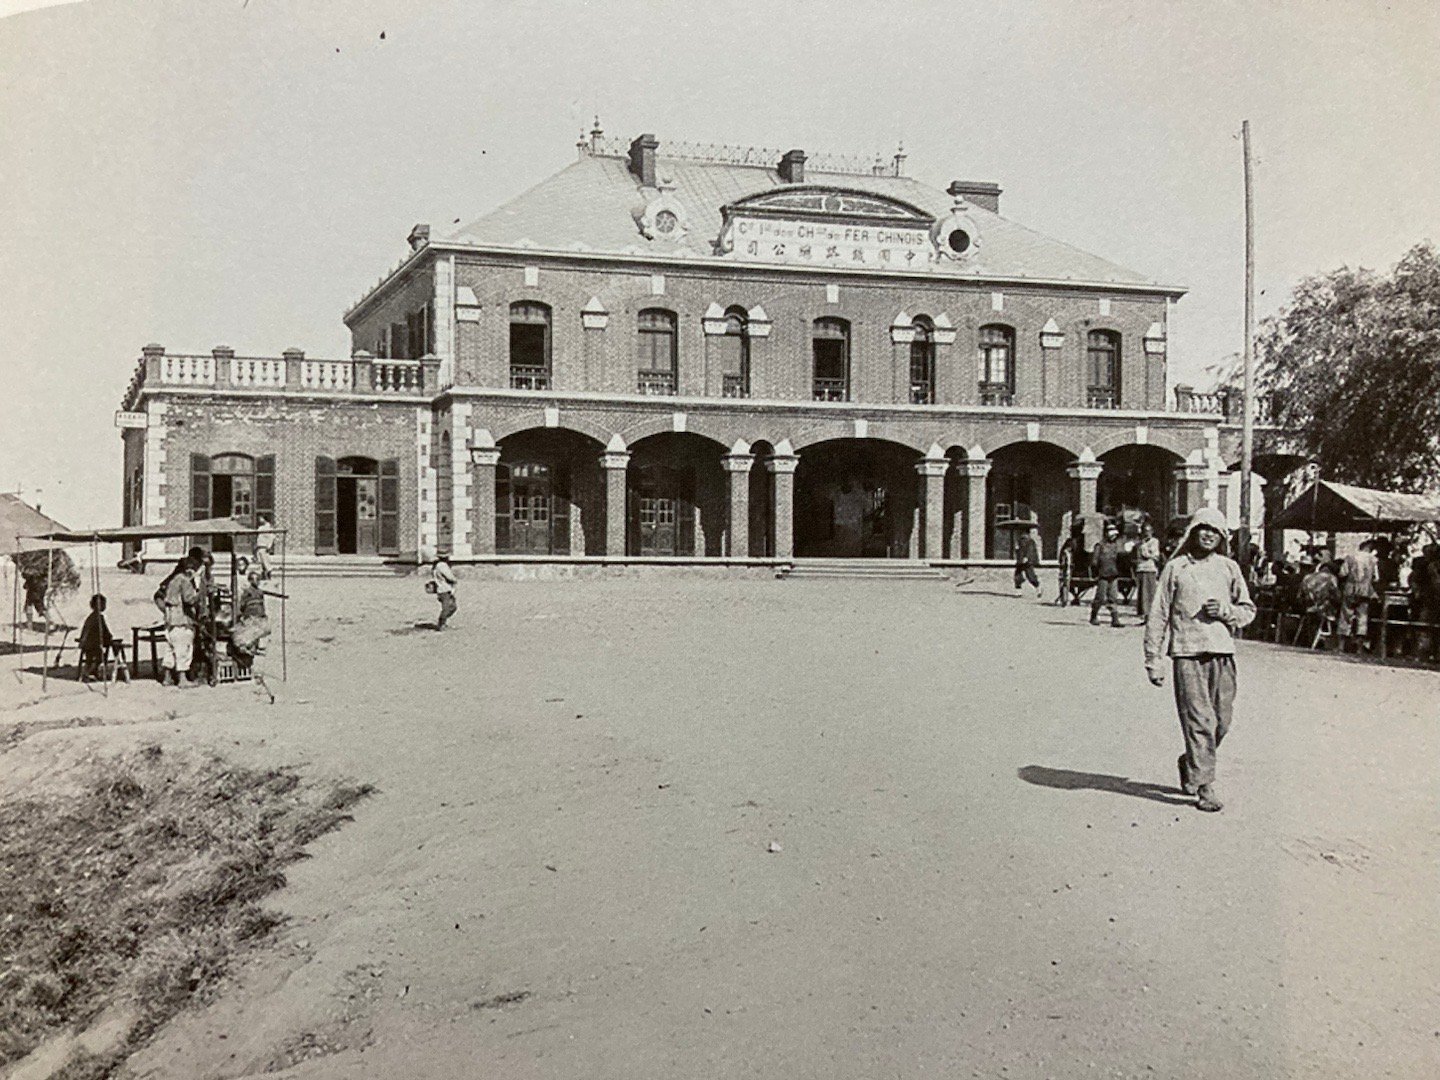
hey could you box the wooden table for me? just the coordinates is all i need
[132,624,166,679]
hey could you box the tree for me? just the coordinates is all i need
[1258,241,1440,490]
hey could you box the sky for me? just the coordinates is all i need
[1,0,1437,527]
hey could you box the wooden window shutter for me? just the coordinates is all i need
[314,456,337,555]
[379,458,400,556]
[191,454,211,521]
[495,464,511,552]
[255,455,276,524]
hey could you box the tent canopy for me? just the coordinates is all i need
[1,494,69,552]
[25,517,280,545]
[1270,480,1440,532]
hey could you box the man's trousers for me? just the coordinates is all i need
[1173,653,1236,788]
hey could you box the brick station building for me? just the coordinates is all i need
[118,129,1275,568]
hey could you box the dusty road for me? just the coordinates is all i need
[4,571,1437,1079]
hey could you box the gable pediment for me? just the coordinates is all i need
[726,186,935,226]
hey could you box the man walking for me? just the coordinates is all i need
[1013,523,1043,599]
[1133,521,1161,618]
[1089,521,1125,628]
[1336,540,1378,653]
[432,551,458,630]
[1143,507,1256,812]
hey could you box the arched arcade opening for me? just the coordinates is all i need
[794,439,921,558]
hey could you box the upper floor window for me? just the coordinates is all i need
[509,302,552,389]
[719,306,750,399]
[1087,330,1120,408]
[909,316,936,405]
[407,302,435,359]
[637,308,678,395]
[812,317,850,401]
[978,324,1016,406]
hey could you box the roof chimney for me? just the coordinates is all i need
[946,180,1002,213]
[778,149,806,184]
[408,223,431,251]
[629,133,659,187]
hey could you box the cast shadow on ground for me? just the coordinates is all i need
[1018,765,1193,806]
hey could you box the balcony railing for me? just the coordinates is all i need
[1173,384,1276,424]
[637,371,678,396]
[1086,388,1118,409]
[122,348,439,409]
[813,378,848,402]
[510,365,552,391]
[979,384,1015,407]
[909,383,935,405]
[722,373,749,399]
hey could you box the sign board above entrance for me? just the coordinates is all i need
[717,187,955,272]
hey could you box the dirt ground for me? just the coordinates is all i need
[3,569,1437,1079]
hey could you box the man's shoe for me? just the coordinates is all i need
[160,669,175,687]
[1089,615,1100,625]
[176,674,198,690]
[1195,785,1223,812]
[1177,754,1198,796]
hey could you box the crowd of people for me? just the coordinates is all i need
[149,546,274,688]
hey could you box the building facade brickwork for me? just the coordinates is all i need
[118,130,1272,568]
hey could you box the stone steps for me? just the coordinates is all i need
[780,559,946,581]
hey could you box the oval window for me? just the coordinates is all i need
[948,228,971,254]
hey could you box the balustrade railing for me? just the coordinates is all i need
[812,378,848,402]
[1086,388,1119,409]
[722,373,749,399]
[300,360,353,391]
[510,365,552,390]
[910,383,935,405]
[637,371,678,396]
[979,384,1015,407]
[1173,384,1276,424]
[229,357,286,388]
[126,350,436,405]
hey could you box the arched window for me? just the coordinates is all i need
[637,308,678,395]
[909,316,936,405]
[190,452,275,553]
[812,317,850,401]
[720,305,750,398]
[509,302,552,389]
[978,324,1016,405]
[1086,330,1121,408]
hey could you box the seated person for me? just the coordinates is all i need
[78,594,128,682]
[229,566,273,663]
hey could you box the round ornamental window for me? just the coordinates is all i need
[655,210,678,235]
[947,228,971,254]
[823,194,843,212]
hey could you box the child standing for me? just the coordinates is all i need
[1143,507,1256,812]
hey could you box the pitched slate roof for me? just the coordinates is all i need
[446,150,1171,291]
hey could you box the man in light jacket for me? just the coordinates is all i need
[1143,507,1256,812]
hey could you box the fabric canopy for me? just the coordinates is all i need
[24,516,277,545]
[1,493,70,552]
[1270,480,1440,532]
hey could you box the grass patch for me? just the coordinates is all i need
[0,743,376,1075]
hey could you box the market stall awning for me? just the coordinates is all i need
[1269,480,1440,532]
[24,517,271,545]
[1,493,70,552]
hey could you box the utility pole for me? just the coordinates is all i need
[1239,119,1256,568]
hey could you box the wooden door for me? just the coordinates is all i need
[635,466,692,556]
[354,477,379,556]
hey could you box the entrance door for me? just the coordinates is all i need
[320,456,394,557]
[354,476,379,556]
[632,466,694,556]
[504,462,571,554]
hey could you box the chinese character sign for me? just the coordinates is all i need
[727,215,935,271]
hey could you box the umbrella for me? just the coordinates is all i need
[996,517,1040,531]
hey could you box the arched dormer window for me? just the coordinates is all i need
[1086,330,1121,408]
[812,317,850,401]
[909,316,936,404]
[978,324,1016,406]
[637,308,678,395]
[509,302,551,389]
[719,305,750,398]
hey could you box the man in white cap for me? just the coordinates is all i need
[1143,507,1255,812]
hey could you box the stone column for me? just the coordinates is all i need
[915,456,948,560]
[722,452,754,557]
[601,449,631,556]
[1174,462,1211,517]
[955,458,992,560]
[468,447,502,556]
[1067,460,1104,516]
[767,454,800,559]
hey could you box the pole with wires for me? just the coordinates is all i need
[1239,119,1257,572]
